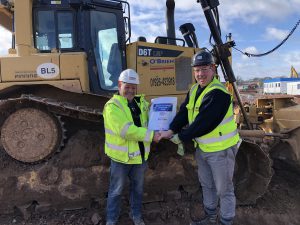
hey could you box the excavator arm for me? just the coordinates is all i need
[197,0,255,130]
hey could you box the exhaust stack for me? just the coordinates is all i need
[166,0,176,45]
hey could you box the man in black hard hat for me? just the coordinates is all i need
[160,50,240,225]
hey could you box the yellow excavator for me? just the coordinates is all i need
[0,0,276,213]
[291,66,299,78]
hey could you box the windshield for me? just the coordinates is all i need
[90,10,122,91]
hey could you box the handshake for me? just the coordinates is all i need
[152,129,174,143]
[152,130,184,156]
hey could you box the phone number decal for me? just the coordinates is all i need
[150,77,175,87]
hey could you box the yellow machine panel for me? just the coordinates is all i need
[0,80,83,93]
[1,54,60,82]
[60,53,89,92]
[127,42,196,103]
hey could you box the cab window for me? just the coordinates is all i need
[90,10,122,90]
[34,10,75,51]
[57,12,74,49]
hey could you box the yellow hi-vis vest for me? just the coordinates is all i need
[103,94,154,164]
[186,77,240,152]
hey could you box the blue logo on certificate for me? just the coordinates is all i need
[153,103,173,112]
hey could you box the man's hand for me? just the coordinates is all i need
[159,130,174,140]
[169,134,185,156]
[153,131,161,143]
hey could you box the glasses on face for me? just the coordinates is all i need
[194,66,212,72]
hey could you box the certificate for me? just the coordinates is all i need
[148,97,177,131]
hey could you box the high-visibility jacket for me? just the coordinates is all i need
[103,94,153,164]
[186,77,239,152]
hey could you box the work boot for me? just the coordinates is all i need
[190,214,217,225]
[218,218,233,225]
[132,217,146,225]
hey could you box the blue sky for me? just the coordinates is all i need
[1,0,299,80]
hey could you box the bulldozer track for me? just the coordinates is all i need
[0,107,67,163]
[18,94,103,122]
[0,94,104,163]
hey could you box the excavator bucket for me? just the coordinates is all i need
[234,140,273,205]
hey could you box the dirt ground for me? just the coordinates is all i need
[0,114,299,225]
[0,159,299,225]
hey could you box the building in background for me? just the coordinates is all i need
[263,78,300,94]
[287,81,300,95]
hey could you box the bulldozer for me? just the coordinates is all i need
[0,0,275,214]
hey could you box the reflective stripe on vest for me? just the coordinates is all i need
[196,129,238,144]
[189,83,227,98]
[211,83,227,91]
[121,122,133,138]
[105,128,114,135]
[106,141,150,159]
[144,130,153,142]
[111,98,124,112]
[129,146,150,158]
[189,84,198,98]
[105,141,127,152]
[219,115,234,126]
[105,126,152,142]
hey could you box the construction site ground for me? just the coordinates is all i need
[0,94,299,225]
[0,159,298,225]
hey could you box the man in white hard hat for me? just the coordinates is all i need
[103,69,160,225]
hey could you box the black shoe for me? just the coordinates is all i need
[190,215,217,225]
[218,219,233,225]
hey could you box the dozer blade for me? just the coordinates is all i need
[234,140,273,205]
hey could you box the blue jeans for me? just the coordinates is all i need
[195,145,238,224]
[106,160,147,224]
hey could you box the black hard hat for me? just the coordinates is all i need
[191,50,214,67]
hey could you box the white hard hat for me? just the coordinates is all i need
[118,69,140,84]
